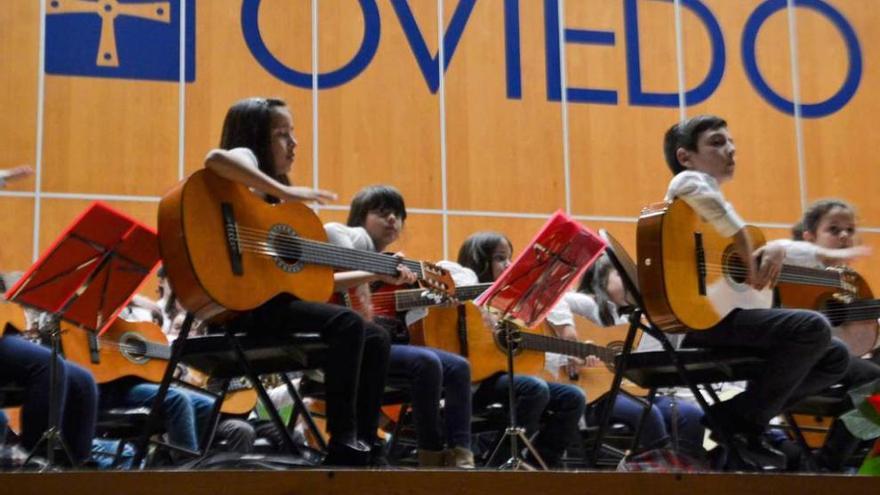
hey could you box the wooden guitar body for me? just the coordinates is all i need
[60,319,170,384]
[159,169,334,322]
[413,303,545,382]
[778,271,879,356]
[638,199,774,332]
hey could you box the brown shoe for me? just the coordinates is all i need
[445,447,475,469]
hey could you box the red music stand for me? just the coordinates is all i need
[476,210,606,470]
[5,202,160,467]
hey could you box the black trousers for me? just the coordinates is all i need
[683,308,849,427]
[238,294,391,445]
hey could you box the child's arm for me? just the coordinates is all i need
[204,148,336,203]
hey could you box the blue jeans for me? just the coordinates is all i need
[0,335,98,463]
[607,394,704,452]
[100,380,215,452]
[387,345,472,450]
[474,374,585,466]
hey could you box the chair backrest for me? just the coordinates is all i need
[597,229,643,309]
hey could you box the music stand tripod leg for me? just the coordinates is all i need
[485,319,548,471]
[24,325,76,470]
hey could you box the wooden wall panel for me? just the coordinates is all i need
[683,0,801,225]
[42,4,181,201]
[317,0,442,210]
[797,2,880,224]
[0,1,39,192]
[319,209,444,264]
[445,1,565,214]
[446,215,552,267]
[183,0,314,190]
[0,198,35,273]
[568,0,679,218]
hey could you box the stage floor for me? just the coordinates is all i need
[1,469,875,495]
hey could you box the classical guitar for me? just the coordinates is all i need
[59,318,258,414]
[414,302,618,383]
[60,318,170,384]
[539,316,646,400]
[158,169,454,321]
[777,270,879,356]
[637,199,853,332]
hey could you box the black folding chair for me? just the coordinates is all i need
[130,315,329,468]
[589,229,767,467]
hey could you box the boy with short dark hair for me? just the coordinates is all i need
[659,115,851,465]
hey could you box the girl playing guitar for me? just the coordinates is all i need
[200,97,390,467]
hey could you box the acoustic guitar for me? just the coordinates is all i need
[59,318,258,414]
[414,302,618,383]
[637,199,855,332]
[777,270,880,356]
[159,169,454,322]
[539,316,647,401]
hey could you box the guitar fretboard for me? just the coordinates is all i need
[394,283,492,311]
[519,332,617,366]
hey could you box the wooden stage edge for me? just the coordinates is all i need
[1,468,875,495]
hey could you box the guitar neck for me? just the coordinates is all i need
[295,238,423,278]
[777,264,844,289]
[519,332,617,366]
[826,299,880,324]
[394,283,492,311]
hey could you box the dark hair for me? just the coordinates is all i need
[663,115,728,175]
[802,198,855,235]
[577,254,618,326]
[791,220,805,241]
[219,97,290,186]
[457,231,513,283]
[346,185,407,227]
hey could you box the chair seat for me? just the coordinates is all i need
[179,332,327,378]
[619,348,766,388]
[96,407,164,438]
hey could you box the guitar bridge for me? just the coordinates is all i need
[694,232,706,296]
[221,202,243,276]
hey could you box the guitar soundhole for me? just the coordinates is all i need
[494,322,523,355]
[120,333,149,364]
[268,224,304,274]
[722,247,748,285]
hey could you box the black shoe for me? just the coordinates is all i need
[323,440,370,467]
[701,402,763,438]
[724,433,787,471]
[368,441,390,468]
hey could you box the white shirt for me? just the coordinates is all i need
[666,170,746,238]
[323,222,376,252]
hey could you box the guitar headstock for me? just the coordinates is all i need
[418,262,456,299]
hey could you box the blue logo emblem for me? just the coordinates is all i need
[45,0,195,82]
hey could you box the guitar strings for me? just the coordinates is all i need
[234,225,426,274]
[233,238,410,278]
[234,231,410,275]
[699,264,844,287]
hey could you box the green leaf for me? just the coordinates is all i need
[858,451,880,476]
[841,409,880,441]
